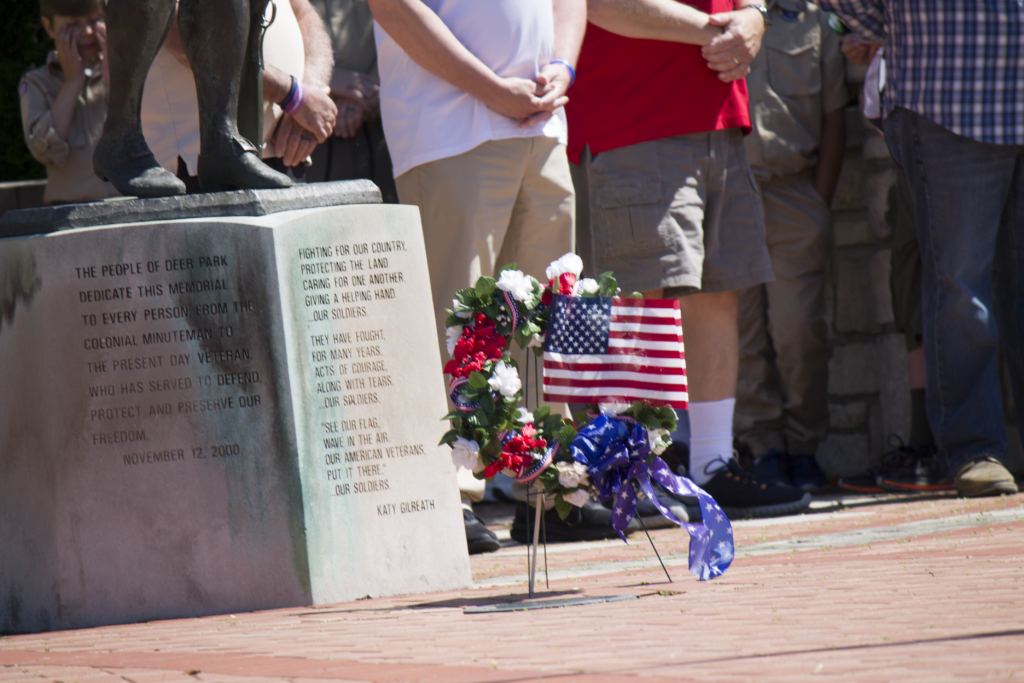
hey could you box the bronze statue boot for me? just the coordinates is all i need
[197,136,293,194]
[93,130,187,198]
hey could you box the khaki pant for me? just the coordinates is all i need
[395,135,575,502]
[735,172,831,456]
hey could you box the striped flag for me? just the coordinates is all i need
[542,295,687,408]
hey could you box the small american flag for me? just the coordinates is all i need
[542,295,687,408]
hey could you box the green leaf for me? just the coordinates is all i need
[478,390,495,414]
[475,276,495,298]
[441,410,464,421]
[438,429,459,446]
[498,262,518,273]
[557,424,577,449]
[532,405,551,422]
[454,288,477,308]
[554,496,572,520]
[467,371,489,390]
[597,271,619,297]
[624,291,643,298]
[639,412,661,431]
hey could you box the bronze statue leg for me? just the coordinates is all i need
[94,0,187,198]
[178,0,292,193]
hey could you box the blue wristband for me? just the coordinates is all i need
[550,58,576,87]
[279,75,298,108]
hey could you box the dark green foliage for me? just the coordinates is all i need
[1,5,50,181]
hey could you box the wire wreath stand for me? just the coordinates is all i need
[464,354,671,614]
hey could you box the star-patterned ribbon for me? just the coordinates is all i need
[569,414,734,580]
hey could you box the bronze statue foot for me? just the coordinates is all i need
[197,136,293,194]
[93,131,187,199]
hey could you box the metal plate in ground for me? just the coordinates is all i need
[463,594,638,614]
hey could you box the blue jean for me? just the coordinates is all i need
[884,107,1024,474]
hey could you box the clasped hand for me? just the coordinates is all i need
[487,62,571,128]
[701,7,766,82]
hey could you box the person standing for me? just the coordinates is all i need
[306,0,398,202]
[822,0,1021,497]
[367,0,586,550]
[735,1,848,492]
[567,0,811,518]
[20,0,119,205]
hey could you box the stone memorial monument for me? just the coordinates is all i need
[0,182,471,634]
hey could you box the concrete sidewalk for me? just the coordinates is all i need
[2,491,1022,682]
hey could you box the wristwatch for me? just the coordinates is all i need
[744,3,772,29]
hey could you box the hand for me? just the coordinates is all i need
[291,84,336,143]
[518,62,571,128]
[333,99,366,138]
[840,34,882,67]
[273,114,319,167]
[55,24,86,85]
[702,8,766,82]
[483,76,567,123]
[330,68,380,112]
[95,20,110,84]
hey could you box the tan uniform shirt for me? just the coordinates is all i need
[309,0,377,74]
[744,0,848,181]
[19,52,119,205]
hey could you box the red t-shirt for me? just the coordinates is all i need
[566,0,751,164]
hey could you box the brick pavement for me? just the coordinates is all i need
[2,491,1022,682]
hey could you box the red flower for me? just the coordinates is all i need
[483,424,548,478]
[443,313,508,378]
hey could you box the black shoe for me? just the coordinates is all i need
[879,443,952,492]
[659,441,690,477]
[654,481,702,523]
[94,130,187,198]
[700,458,811,519]
[790,454,830,492]
[633,494,689,529]
[751,449,793,488]
[464,508,500,554]
[509,499,638,543]
[197,136,293,193]
[837,471,886,493]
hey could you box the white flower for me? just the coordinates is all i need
[556,461,590,488]
[445,326,463,356]
[516,407,534,424]
[495,269,538,302]
[579,278,600,294]
[527,333,545,348]
[599,402,631,417]
[451,437,483,472]
[563,488,590,508]
[452,299,471,319]
[648,428,671,455]
[487,360,522,398]
[545,253,584,281]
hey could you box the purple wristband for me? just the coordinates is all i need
[282,80,307,115]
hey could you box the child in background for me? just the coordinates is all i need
[20,0,118,205]
[734,1,848,492]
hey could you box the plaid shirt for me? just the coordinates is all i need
[820,0,1024,146]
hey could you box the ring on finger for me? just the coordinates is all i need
[300,135,311,142]
[733,57,740,66]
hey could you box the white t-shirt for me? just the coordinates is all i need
[141,0,305,174]
[374,0,567,178]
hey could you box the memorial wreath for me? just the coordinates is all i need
[439,253,735,580]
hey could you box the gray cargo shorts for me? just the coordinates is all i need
[578,128,773,294]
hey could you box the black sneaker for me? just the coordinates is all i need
[879,444,952,492]
[700,458,811,519]
[837,471,886,493]
[790,454,830,492]
[509,499,638,543]
[632,494,689,529]
[751,449,793,488]
[653,481,702,523]
[464,508,501,554]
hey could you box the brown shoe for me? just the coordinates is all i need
[953,457,1019,498]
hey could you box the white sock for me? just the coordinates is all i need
[687,398,735,485]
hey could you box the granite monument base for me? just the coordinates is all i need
[0,184,470,633]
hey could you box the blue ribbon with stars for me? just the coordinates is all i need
[569,414,734,580]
